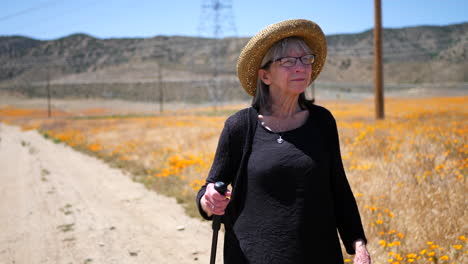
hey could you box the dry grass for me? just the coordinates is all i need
[1,97,466,264]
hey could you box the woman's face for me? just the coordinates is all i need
[259,47,312,98]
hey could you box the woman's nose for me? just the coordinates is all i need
[293,62,307,72]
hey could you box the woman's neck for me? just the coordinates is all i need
[267,93,302,119]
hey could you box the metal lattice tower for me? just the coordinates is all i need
[197,0,238,107]
[198,0,237,39]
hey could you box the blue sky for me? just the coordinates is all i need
[1,0,467,40]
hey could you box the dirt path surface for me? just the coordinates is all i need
[0,123,222,264]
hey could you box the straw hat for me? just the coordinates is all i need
[237,19,327,96]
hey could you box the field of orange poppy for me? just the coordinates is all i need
[1,96,466,264]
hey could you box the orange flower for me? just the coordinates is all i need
[453,245,463,250]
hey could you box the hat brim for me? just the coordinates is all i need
[237,19,327,96]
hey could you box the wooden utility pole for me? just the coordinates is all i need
[46,71,51,118]
[374,0,384,119]
[157,63,164,113]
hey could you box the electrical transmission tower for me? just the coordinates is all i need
[197,0,238,107]
[198,0,237,38]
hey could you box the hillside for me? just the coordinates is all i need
[0,22,466,100]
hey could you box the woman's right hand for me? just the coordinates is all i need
[353,240,371,264]
[201,183,231,216]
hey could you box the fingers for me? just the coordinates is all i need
[207,184,229,200]
[354,249,371,264]
[203,197,228,215]
[203,183,231,215]
[205,200,225,215]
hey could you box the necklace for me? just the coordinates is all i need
[258,108,307,144]
[260,120,285,144]
[276,133,284,144]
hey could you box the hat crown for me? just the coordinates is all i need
[237,19,327,96]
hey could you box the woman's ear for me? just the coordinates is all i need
[258,69,271,85]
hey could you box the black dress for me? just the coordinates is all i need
[196,105,367,264]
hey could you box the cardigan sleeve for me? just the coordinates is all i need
[196,118,238,220]
[327,111,367,255]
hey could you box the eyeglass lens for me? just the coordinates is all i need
[279,55,315,67]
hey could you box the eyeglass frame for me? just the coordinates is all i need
[262,54,315,69]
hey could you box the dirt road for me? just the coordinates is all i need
[0,123,222,264]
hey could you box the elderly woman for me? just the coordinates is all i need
[196,19,371,264]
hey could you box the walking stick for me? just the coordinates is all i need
[210,181,227,264]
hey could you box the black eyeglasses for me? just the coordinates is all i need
[263,54,315,68]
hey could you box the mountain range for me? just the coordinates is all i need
[0,22,466,100]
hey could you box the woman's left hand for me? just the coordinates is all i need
[354,240,371,264]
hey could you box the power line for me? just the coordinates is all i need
[0,0,65,22]
[1,0,112,39]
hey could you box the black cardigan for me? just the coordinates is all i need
[196,104,367,261]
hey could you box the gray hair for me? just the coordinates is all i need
[252,37,315,113]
